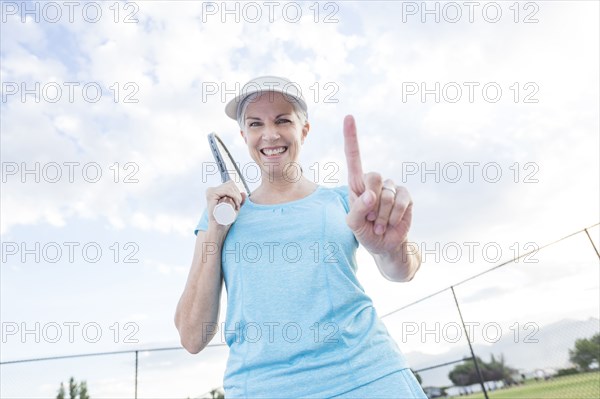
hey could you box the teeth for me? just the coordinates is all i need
[262,147,286,156]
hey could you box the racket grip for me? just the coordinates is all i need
[213,198,238,226]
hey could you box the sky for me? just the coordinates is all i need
[1,1,599,397]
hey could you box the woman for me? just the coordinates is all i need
[175,76,426,398]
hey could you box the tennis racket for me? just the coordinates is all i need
[207,133,251,225]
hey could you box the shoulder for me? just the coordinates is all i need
[318,185,351,213]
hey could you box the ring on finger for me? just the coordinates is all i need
[382,186,396,196]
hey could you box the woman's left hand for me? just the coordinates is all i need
[343,115,413,256]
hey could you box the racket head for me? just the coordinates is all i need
[207,133,251,196]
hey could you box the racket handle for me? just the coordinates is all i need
[213,198,238,225]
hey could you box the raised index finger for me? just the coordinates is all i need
[343,115,365,194]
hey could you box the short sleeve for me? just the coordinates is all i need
[194,208,209,235]
[332,185,351,214]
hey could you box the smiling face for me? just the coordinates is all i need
[240,91,309,181]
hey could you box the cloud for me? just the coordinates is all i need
[1,2,598,397]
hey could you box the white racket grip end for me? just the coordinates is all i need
[213,202,237,225]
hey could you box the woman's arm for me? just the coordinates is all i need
[342,115,422,283]
[372,240,422,282]
[176,180,245,353]
[174,227,227,354]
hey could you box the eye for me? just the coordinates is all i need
[248,121,262,128]
[276,118,292,124]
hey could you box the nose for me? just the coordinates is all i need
[262,124,280,141]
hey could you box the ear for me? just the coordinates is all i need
[240,129,246,143]
[301,122,310,144]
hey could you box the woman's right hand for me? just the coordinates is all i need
[177,183,242,353]
[206,180,247,234]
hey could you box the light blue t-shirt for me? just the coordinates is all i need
[195,185,408,398]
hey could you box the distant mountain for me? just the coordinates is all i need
[405,317,600,387]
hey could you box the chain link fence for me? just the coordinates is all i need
[2,224,598,398]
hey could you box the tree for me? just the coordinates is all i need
[486,353,517,384]
[79,381,90,399]
[69,377,78,399]
[209,388,224,399]
[411,369,423,384]
[55,377,90,399]
[449,354,517,388]
[56,383,65,399]
[448,358,479,387]
[569,333,600,371]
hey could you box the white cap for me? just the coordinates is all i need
[225,76,308,124]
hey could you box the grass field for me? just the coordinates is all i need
[457,372,599,399]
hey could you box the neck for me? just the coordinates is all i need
[261,175,315,193]
[252,175,317,204]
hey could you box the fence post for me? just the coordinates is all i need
[584,228,600,259]
[451,286,489,399]
[135,350,138,399]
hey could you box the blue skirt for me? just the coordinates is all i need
[329,369,428,399]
